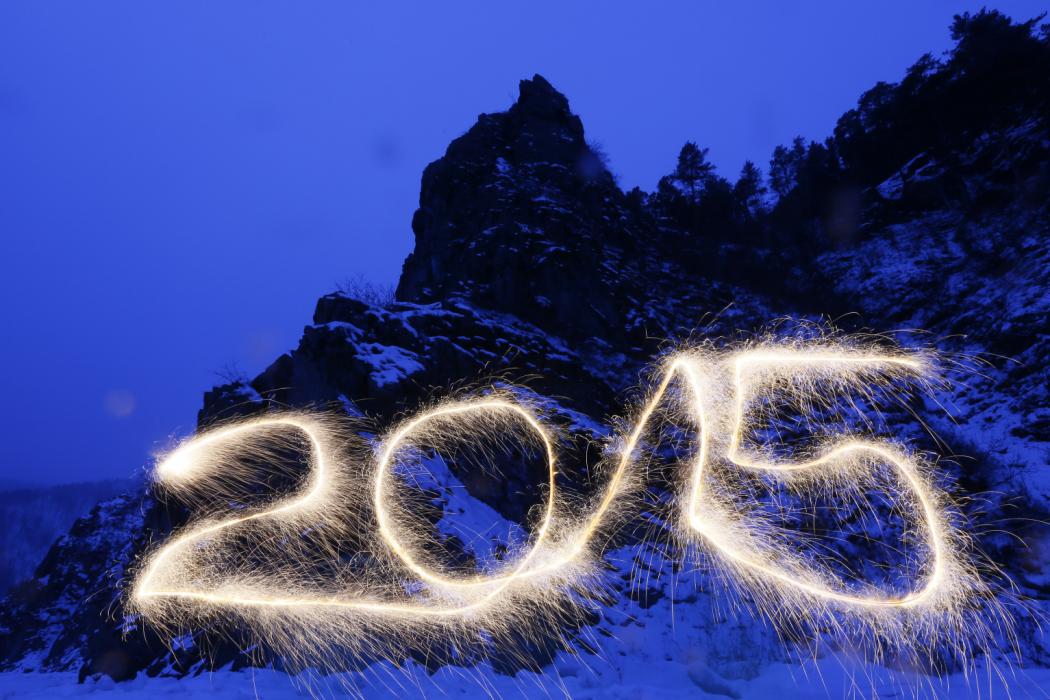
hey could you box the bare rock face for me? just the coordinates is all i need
[397,75,637,343]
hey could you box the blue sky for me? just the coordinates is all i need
[1,1,1046,484]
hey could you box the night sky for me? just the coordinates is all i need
[2,1,1046,484]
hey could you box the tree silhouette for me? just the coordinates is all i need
[671,142,715,201]
[734,161,767,218]
[769,137,807,198]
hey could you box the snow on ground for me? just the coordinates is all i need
[3,657,1050,699]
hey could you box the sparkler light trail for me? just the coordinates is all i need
[129,338,1005,676]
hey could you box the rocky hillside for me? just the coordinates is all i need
[1,10,1047,685]
[0,480,131,593]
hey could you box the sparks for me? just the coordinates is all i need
[129,337,1006,677]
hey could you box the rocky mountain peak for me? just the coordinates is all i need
[437,73,589,169]
[395,74,633,341]
[514,74,573,119]
[504,74,587,162]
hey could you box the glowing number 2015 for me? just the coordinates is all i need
[131,346,973,631]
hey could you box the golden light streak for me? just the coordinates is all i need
[129,338,1004,675]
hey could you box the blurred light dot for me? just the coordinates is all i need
[104,389,136,418]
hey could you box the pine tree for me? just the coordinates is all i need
[733,160,767,217]
[769,137,807,198]
[672,142,715,201]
